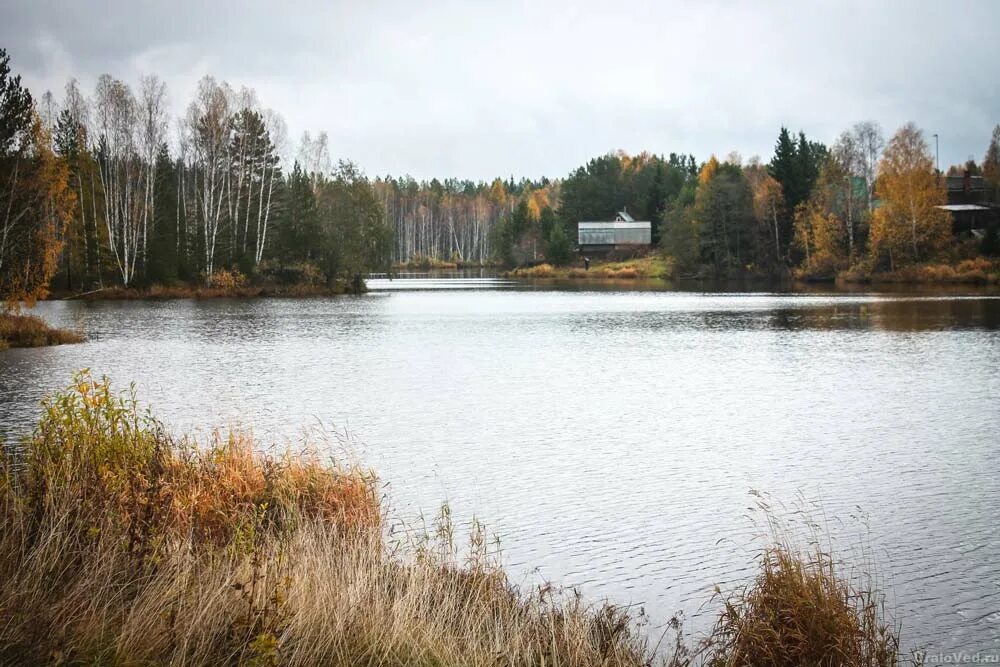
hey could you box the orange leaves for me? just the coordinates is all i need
[794,203,847,278]
[870,123,950,268]
[698,154,720,186]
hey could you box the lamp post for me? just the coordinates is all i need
[933,133,940,174]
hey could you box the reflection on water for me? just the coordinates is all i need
[367,268,512,291]
[1,285,999,653]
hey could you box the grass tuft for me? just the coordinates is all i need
[702,545,902,666]
[0,313,84,349]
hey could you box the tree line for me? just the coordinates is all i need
[496,121,999,278]
[1,48,393,306]
[667,122,999,278]
[3,44,999,307]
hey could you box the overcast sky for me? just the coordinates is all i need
[3,0,999,181]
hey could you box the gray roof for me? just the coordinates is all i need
[937,204,991,211]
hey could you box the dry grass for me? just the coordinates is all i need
[693,492,908,667]
[701,546,901,667]
[0,373,650,666]
[511,263,557,278]
[0,374,914,666]
[507,255,673,281]
[395,255,460,271]
[839,257,1000,285]
[0,313,84,349]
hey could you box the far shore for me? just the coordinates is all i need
[27,254,1000,309]
[504,253,1000,289]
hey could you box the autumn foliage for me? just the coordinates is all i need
[869,123,950,270]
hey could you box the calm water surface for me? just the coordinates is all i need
[2,281,999,652]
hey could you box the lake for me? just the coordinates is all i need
[2,280,999,653]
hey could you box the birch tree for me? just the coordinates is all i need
[869,123,950,269]
[93,74,147,286]
[137,74,168,271]
[745,159,784,264]
[852,121,884,213]
[230,105,281,267]
[185,76,231,279]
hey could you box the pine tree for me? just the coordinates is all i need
[146,143,178,284]
[544,218,572,265]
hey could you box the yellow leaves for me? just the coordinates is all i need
[488,178,508,205]
[526,196,541,222]
[699,155,720,186]
[870,123,950,267]
[794,203,846,277]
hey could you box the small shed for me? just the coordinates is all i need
[578,210,652,249]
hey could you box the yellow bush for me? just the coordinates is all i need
[207,268,247,289]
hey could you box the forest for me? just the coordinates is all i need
[2,46,999,309]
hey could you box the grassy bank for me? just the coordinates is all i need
[69,283,349,301]
[838,257,1000,285]
[0,374,911,666]
[393,255,497,271]
[506,255,674,281]
[0,313,84,350]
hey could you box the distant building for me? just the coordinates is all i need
[937,171,1000,233]
[577,210,652,250]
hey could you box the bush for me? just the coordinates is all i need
[206,268,247,289]
[703,546,901,666]
[255,261,325,286]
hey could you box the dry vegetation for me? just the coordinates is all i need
[839,257,1000,285]
[392,254,497,271]
[698,493,906,667]
[0,374,914,666]
[0,313,84,350]
[507,255,673,281]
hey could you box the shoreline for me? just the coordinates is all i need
[33,255,1000,304]
[504,254,1000,291]
[47,282,353,302]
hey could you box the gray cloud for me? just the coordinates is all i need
[3,0,998,180]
